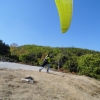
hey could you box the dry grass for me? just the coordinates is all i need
[0,68,100,100]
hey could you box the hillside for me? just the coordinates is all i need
[1,41,100,80]
[0,63,100,100]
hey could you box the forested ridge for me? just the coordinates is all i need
[0,40,100,80]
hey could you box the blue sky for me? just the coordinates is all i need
[0,0,100,51]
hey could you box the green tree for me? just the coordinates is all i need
[0,40,10,56]
[78,54,100,79]
[63,55,78,72]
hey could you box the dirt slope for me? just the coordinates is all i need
[0,68,100,100]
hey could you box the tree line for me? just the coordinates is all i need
[0,40,100,80]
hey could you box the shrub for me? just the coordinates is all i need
[78,54,100,79]
[63,56,78,72]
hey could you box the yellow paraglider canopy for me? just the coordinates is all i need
[55,0,73,33]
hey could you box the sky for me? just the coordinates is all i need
[0,0,100,51]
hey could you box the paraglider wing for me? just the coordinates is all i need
[55,0,73,33]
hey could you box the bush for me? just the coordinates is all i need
[63,56,78,72]
[78,54,100,79]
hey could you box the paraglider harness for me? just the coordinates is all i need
[41,55,51,67]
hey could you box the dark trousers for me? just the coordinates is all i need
[40,60,50,71]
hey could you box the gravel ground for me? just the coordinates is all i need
[0,62,49,72]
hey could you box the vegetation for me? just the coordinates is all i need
[0,40,10,61]
[0,39,100,80]
[78,54,100,79]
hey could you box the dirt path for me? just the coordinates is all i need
[0,68,100,100]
